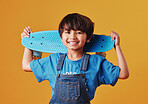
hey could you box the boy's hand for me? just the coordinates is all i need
[110,31,120,47]
[21,26,32,39]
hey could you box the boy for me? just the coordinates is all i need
[21,13,129,104]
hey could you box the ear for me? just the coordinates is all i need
[86,35,93,43]
[86,39,90,43]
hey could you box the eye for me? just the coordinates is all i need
[76,31,83,34]
[65,31,70,34]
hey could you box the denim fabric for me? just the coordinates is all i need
[49,53,90,104]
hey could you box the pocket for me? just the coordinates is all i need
[59,81,80,101]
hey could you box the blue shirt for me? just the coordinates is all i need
[30,53,120,101]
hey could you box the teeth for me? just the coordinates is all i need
[69,42,78,45]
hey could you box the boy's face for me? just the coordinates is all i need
[61,29,91,52]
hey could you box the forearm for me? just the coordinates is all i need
[115,45,129,79]
[22,48,33,72]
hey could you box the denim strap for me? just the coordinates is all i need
[80,53,90,72]
[56,53,66,71]
[56,53,90,73]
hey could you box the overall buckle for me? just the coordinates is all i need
[81,74,85,78]
[57,74,60,77]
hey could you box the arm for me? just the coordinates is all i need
[110,31,129,79]
[21,26,33,72]
[22,48,33,72]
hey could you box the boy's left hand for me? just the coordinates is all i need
[110,31,120,47]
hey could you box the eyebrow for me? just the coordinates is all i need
[63,29,69,32]
[63,28,68,30]
[63,28,81,31]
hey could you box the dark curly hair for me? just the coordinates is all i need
[58,13,94,40]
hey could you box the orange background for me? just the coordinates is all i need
[1,0,148,104]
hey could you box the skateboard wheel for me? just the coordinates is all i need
[33,51,42,59]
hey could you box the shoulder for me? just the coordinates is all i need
[31,53,63,64]
[87,54,106,68]
[47,53,68,63]
[49,53,60,58]
[89,54,105,62]
[49,53,65,60]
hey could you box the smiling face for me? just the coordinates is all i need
[58,13,94,52]
[61,29,90,52]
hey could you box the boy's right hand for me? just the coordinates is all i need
[21,26,32,39]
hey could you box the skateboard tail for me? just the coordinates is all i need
[84,35,115,52]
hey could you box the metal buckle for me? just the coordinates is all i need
[57,74,60,77]
[81,74,85,78]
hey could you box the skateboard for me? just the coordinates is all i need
[21,30,115,58]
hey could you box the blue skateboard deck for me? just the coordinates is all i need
[21,30,115,53]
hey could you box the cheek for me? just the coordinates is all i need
[78,38,87,45]
[81,35,87,43]
[61,38,65,43]
[60,36,64,42]
[82,38,86,42]
[61,36,67,44]
[61,38,63,43]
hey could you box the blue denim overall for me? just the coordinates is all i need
[49,53,90,104]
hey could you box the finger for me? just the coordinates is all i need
[24,29,29,36]
[112,31,120,37]
[23,32,29,38]
[28,26,32,33]
[25,27,30,33]
[21,32,26,39]
[21,33,24,39]
[110,31,115,41]
[115,37,119,46]
[114,34,120,46]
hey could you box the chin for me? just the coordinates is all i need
[68,47,83,52]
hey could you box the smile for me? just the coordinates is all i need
[68,41,79,45]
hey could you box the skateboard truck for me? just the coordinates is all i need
[33,51,42,59]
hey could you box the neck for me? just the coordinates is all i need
[67,50,84,61]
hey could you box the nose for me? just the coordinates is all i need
[69,31,77,39]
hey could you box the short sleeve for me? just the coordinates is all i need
[99,58,120,86]
[30,57,50,83]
